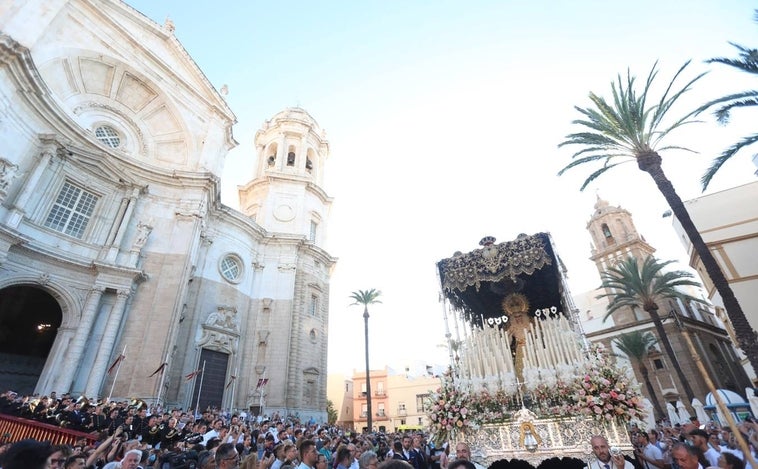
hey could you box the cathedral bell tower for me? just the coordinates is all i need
[238,108,332,245]
[587,195,656,325]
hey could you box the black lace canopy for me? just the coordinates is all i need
[437,232,566,327]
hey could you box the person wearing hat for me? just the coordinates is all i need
[688,429,717,468]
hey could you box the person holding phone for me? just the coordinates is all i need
[586,435,633,469]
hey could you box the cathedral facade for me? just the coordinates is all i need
[0,0,333,421]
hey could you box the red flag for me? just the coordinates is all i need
[225,375,237,389]
[256,378,269,389]
[107,354,125,375]
[185,369,202,381]
[148,362,167,378]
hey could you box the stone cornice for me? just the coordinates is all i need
[213,203,267,239]
[86,0,238,141]
[0,35,224,194]
[589,237,656,262]
[238,175,333,205]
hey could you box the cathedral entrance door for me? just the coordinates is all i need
[190,348,229,412]
[0,286,62,394]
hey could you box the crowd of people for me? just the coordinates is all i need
[1,390,758,469]
[588,417,758,469]
[0,390,472,469]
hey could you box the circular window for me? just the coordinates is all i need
[219,254,243,283]
[94,125,121,148]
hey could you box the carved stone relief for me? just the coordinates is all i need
[197,305,240,354]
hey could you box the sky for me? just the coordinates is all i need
[127,0,758,376]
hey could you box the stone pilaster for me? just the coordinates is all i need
[85,289,130,397]
[56,286,105,392]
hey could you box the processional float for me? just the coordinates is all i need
[434,233,639,467]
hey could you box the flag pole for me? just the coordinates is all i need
[156,356,168,407]
[194,360,206,416]
[259,376,266,417]
[107,345,127,401]
[229,365,239,414]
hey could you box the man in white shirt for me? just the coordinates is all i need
[634,432,664,469]
[298,439,319,469]
[688,429,719,467]
[452,442,486,469]
[586,435,634,469]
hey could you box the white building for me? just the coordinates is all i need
[0,0,335,420]
[671,180,758,384]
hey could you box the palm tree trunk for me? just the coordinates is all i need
[639,153,758,373]
[639,363,666,420]
[646,306,696,404]
[364,307,372,433]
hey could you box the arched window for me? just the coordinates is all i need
[601,223,612,238]
[306,148,316,173]
[266,143,278,167]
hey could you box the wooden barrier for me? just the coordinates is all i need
[0,413,98,446]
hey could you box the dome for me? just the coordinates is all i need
[594,194,610,211]
[268,107,321,129]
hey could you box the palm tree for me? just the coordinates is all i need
[696,15,758,189]
[613,330,665,420]
[558,62,758,373]
[597,255,706,405]
[349,288,382,433]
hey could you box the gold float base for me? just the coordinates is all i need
[458,417,634,467]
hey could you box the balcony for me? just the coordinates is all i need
[376,410,386,417]
[397,409,407,416]
[360,411,368,418]
[374,390,386,397]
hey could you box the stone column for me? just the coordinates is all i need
[55,286,105,393]
[84,289,130,398]
[5,147,54,227]
[105,188,140,263]
[278,133,286,169]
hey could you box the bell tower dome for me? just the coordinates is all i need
[238,108,332,246]
[587,195,656,324]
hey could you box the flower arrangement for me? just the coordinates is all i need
[428,368,474,444]
[427,345,645,443]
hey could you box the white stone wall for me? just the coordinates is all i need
[0,0,334,420]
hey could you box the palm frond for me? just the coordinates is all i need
[696,90,758,122]
[650,61,706,132]
[698,41,758,187]
[578,162,628,191]
[349,289,383,306]
[655,144,698,154]
[559,61,704,188]
[706,42,758,74]
[613,331,658,361]
[596,256,705,322]
[701,132,758,190]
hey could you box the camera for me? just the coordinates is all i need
[160,451,197,469]
[184,433,203,445]
[610,447,622,457]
